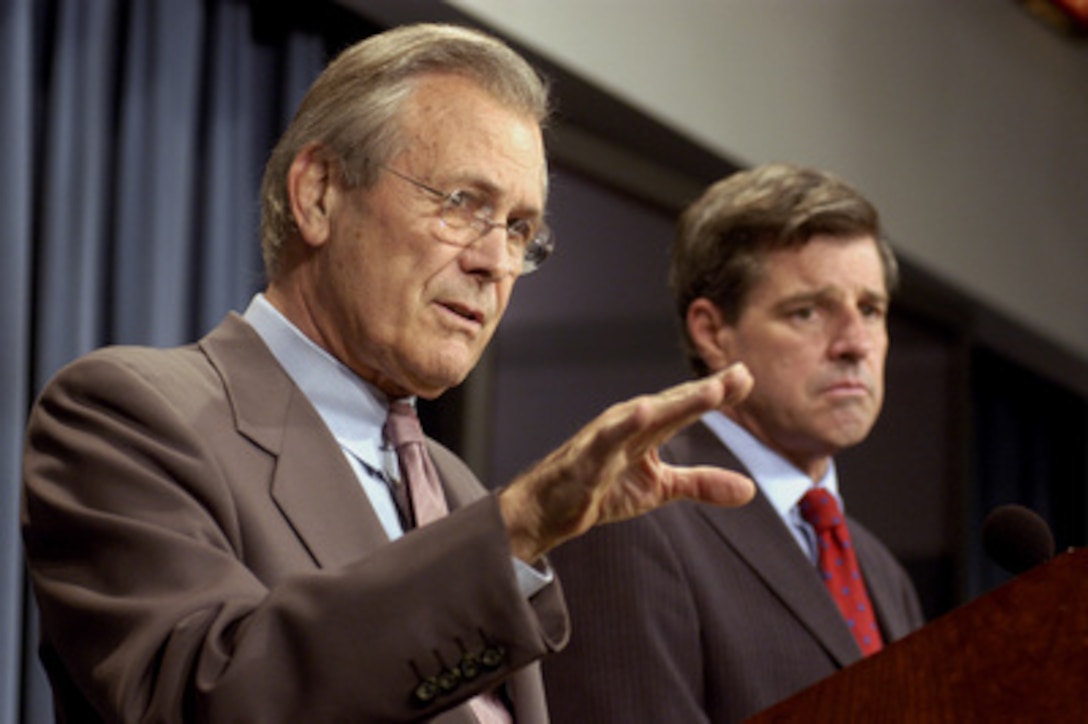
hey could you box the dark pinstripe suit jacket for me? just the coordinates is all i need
[22,313,568,723]
[543,419,923,723]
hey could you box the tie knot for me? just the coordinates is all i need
[799,488,844,533]
[385,400,424,448]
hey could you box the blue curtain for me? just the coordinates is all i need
[1,0,36,719]
[0,1,331,721]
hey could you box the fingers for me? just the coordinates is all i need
[666,465,756,508]
[661,363,752,438]
[719,362,755,403]
[499,364,755,561]
[600,363,753,457]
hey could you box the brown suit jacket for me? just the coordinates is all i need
[544,419,923,723]
[22,313,569,723]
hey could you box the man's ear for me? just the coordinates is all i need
[286,142,337,248]
[686,297,735,372]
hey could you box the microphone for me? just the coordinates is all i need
[981,504,1056,575]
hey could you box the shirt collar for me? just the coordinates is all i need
[242,293,404,474]
[700,409,841,518]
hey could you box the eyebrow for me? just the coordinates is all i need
[774,286,889,310]
[452,172,501,198]
[464,177,546,224]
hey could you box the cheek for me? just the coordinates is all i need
[326,242,416,347]
[868,335,889,386]
[743,353,804,412]
[750,338,806,380]
[494,279,516,319]
[772,352,833,415]
[768,364,809,407]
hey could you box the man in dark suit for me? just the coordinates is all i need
[20,24,756,723]
[544,163,925,722]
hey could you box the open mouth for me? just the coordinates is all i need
[439,301,484,326]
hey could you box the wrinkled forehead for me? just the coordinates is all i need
[395,74,549,207]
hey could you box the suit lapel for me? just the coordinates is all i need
[270,389,391,566]
[697,499,863,667]
[852,524,911,641]
[427,440,487,512]
[669,422,863,667]
[201,314,390,568]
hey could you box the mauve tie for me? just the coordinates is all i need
[384,400,512,723]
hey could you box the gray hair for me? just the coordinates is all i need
[259,23,551,279]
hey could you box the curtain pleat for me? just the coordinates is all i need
[1,0,35,721]
[199,0,263,328]
[112,0,205,346]
[195,2,323,331]
[2,1,332,720]
[35,0,120,384]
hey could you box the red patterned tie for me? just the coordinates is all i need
[384,400,512,724]
[799,487,884,656]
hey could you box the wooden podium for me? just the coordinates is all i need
[747,548,1088,722]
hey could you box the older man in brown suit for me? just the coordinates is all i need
[21,23,755,723]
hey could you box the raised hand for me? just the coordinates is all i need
[499,363,756,562]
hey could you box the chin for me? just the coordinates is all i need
[814,411,872,444]
[410,363,475,399]
[413,386,451,402]
[831,420,878,448]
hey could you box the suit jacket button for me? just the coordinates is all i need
[436,668,461,692]
[414,678,440,704]
[480,645,505,669]
[459,653,482,680]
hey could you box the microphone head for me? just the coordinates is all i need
[982,504,1056,575]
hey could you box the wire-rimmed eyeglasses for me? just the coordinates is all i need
[379,165,554,276]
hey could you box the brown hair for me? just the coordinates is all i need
[670,163,899,376]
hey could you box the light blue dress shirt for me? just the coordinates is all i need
[701,409,843,565]
[244,293,407,539]
[242,294,550,593]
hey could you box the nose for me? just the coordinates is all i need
[459,223,520,280]
[828,308,875,362]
